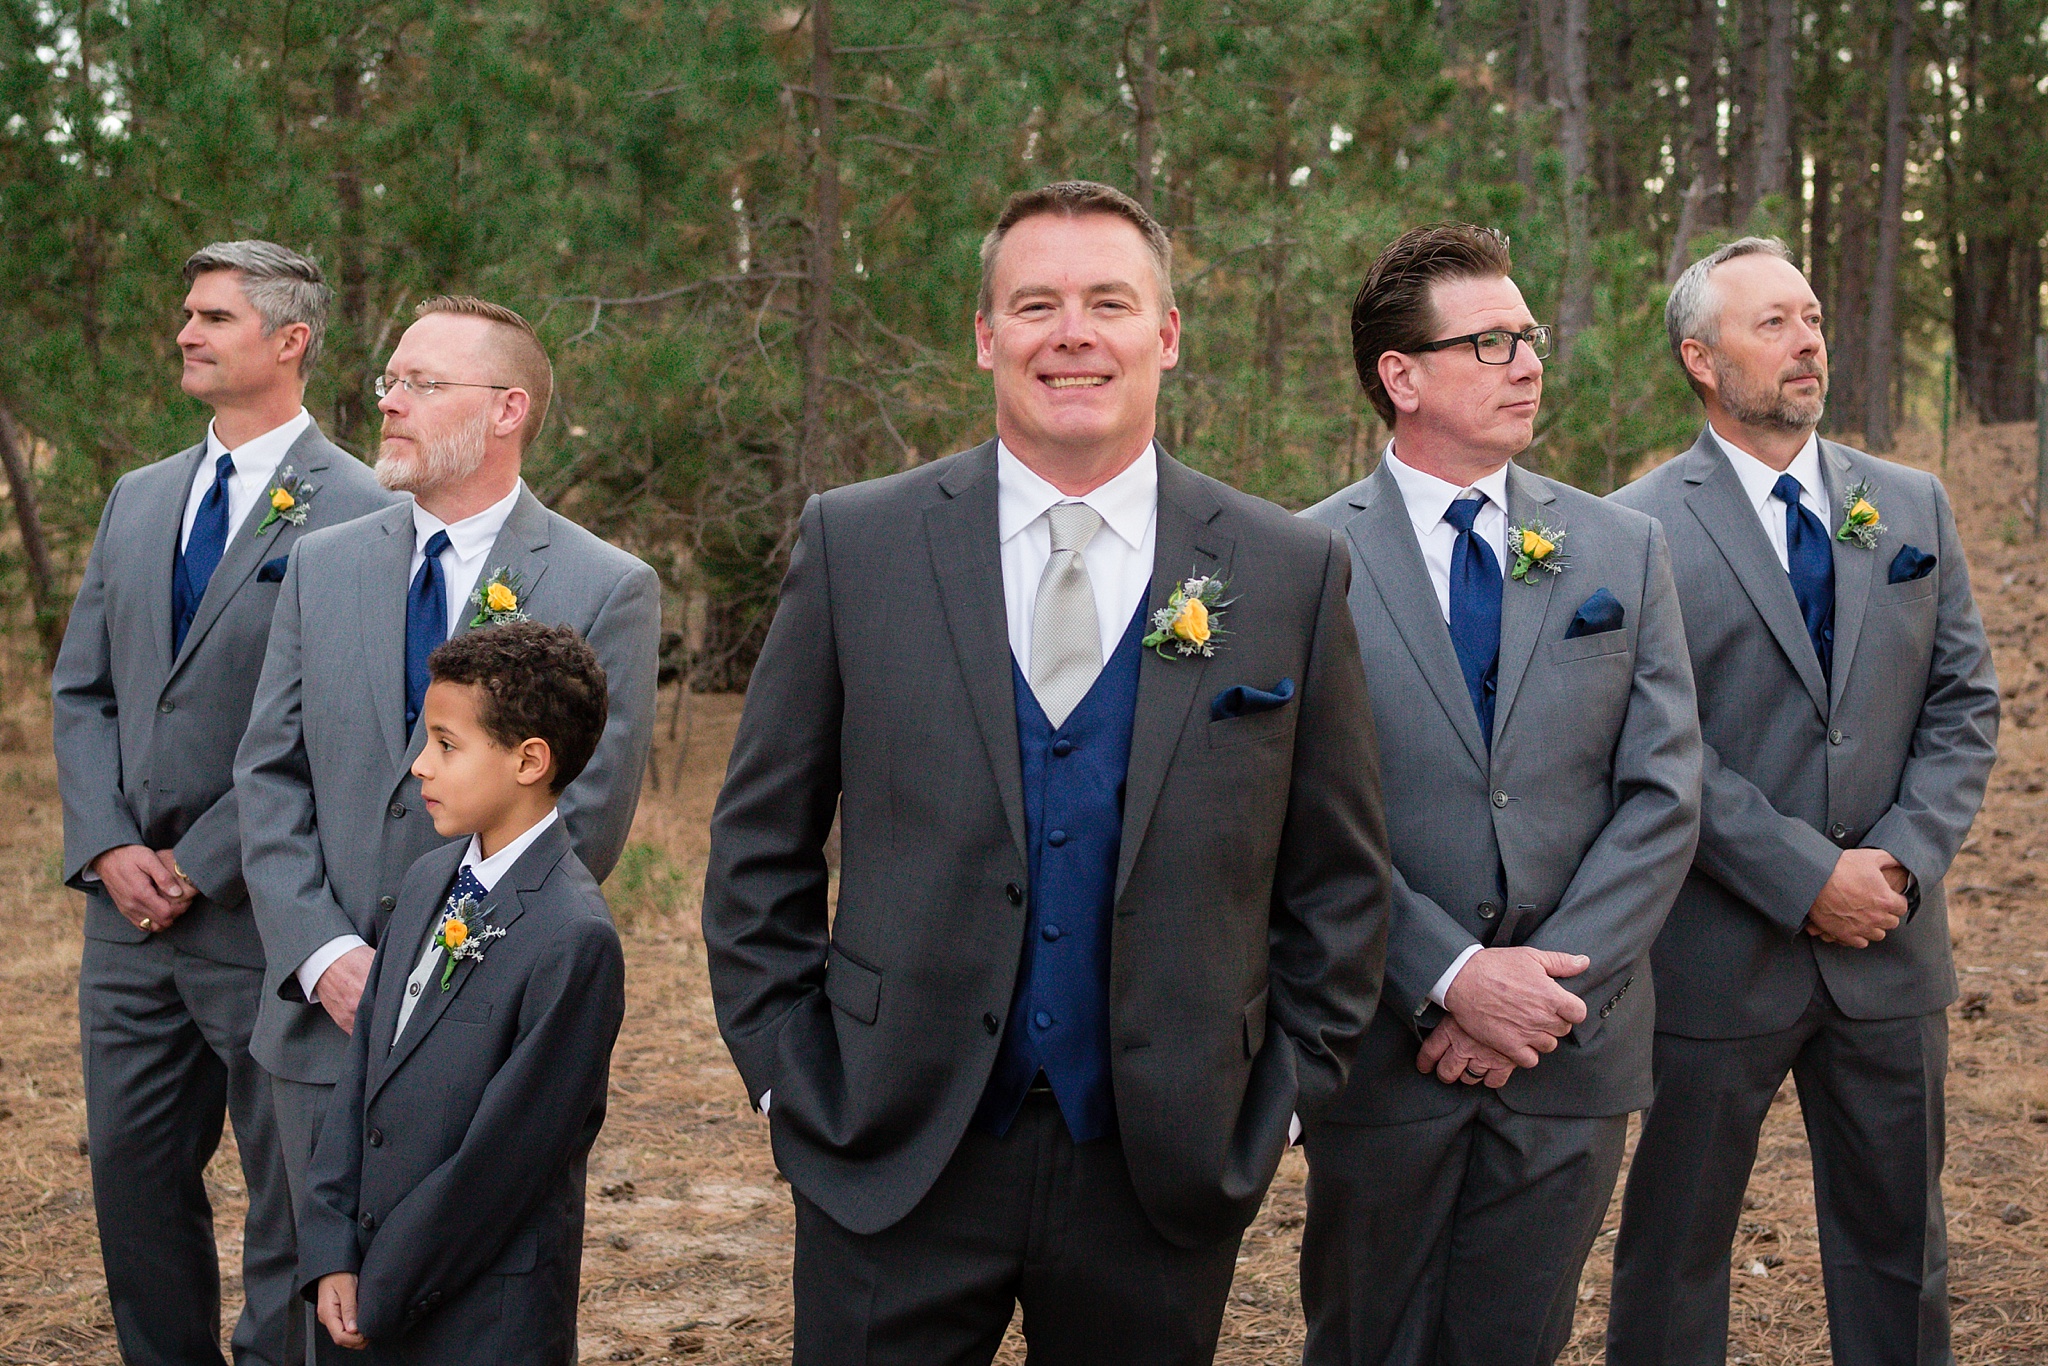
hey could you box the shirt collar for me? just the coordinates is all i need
[413,479,524,561]
[461,806,558,894]
[203,408,312,488]
[995,440,1159,552]
[1708,425,1824,514]
[1381,442,1512,536]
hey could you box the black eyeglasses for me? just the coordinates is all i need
[1409,325,1553,365]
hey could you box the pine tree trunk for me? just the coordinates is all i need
[1132,0,1162,215]
[801,0,839,500]
[0,405,63,664]
[1541,0,1594,364]
[1863,0,1912,450]
[1754,0,1796,209]
[1729,0,1766,220]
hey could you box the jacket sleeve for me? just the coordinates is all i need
[1522,518,1703,1043]
[699,494,844,1107]
[351,915,626,1340]
[296,940,381,1296]
[235,545,362,997]
[1862,477,1999,888]
[1267,529,1393,1120]
[53,478,145,887]
[1376,866,1479,1030]
[558,560,662,883]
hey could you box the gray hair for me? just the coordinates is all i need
[1665,236,1793,373]
[181,240,331,376]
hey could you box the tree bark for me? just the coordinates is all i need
[331,57,371,448]
[1753,0,1796,209]
[1540,0,1594,364]
[801,0,839,499]
[1131,0,1162,216]
[1515,0,1539,193]
[0,406,63,664]
[1862,0,1912,449]
[1729,0,1766,220]
[1264,91,1292,401]
[1676,0,1722,246]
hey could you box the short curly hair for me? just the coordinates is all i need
[427,622,608,793]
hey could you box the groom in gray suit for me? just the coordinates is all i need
[1299,223,1702,1366]
[235,296,659,1285]
[54,241,395,1365]
[1607,238,1998,1365]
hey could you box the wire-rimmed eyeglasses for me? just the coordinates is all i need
[372,375,513,399]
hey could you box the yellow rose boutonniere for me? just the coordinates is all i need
[434,894,505,990]
[1143,573,1232,659]
[1836,480,1884,549]
[1509,519,1570,583]
[254,466,319,533]
[468,567,531,628]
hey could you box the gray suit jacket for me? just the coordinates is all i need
[703,442,1393,1249]
[53,425,397,967]
[295,819,623,1361]
[1302,461,1701,1122]
[235,485,659,1082]
[1611,430,1998,1037]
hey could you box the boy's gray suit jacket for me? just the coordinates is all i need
[1302,460,1702,1122]
[702,441,1394,1250]
[53,425,397,966]
[1611,430,1998,1037]
[235,485,659,1083]
[294,818,625,1361]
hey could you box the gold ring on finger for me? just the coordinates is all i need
[139,917,154,931]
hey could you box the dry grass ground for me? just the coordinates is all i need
[0,424,2042,1363]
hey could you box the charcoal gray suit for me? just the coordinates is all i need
[1298,459,1701,1366]
[54,422,395,1366]
[703,441,1392,1363]
[1608,430,1998,1366]
[235,485,657,1233]
[296,818,624,1364]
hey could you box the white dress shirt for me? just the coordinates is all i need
[294,479,528,1002]
[1381,443,1515,1006]
[181,409,313,550]
[409,480,525,636]
[997,441,1159,670]
[392,809,557,1044]
[1708,425,1826,573]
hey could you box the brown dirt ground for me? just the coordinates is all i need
[0,424,2043,1364]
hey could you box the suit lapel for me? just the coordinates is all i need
[1115,453,1231,901]
[357,505,418,775]
[1344,465,1490,771]
[370,824,563,1103]
[365,841,466,1101]
[150,443,208,675]
[1820,440,1875,711]
[168,428,336,679]
[1492,462,1561,742]
[924,442,1029,867]
[450,485,554,643]
[1680,433,1829,718]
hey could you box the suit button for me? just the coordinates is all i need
[1829,822,1849,840]
[1033,1010,1053,1029]
[388,802,407,819]
[360,1212,377,1231]
[1042,924,1062,942]
[1491,790,1509,809]
[1828,729,1844,745]
[1047,829,1067,847]
[427,1291,442,1304]
[379,895,396,912]
[1477,902,1499,920]
[367,1128,383,1147]
[157,700,174,714]
[982,1012,1000,1035]
[1004,882,1023,906]
[1051,739,1074,757]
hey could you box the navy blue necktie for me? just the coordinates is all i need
[1444,495,1503,747]
[443,866,488,917]
[405,530,452,731]
[1775,473,1835,682]
[171,452,235,654]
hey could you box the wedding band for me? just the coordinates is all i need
[1464,1066,1486,1079]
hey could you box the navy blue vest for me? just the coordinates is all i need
[975,602,1146,1143]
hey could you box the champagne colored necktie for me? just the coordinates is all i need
[1029,503,1105,727]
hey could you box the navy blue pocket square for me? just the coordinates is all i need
[257,555,290,584]
[1211,678,1295,722]
[1888,545,1936,584]
[1564,587,1625,639]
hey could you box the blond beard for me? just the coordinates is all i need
[376,408,492,495]
[1710,353,1828,433]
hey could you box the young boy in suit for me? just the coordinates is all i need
[297,621,627,1363]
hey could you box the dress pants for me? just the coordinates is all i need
[1608,979,1951,1366]
[1300,1089,1627,1366]
[80,928,302,1366]
[791,1091,1242,1366]
[270,1074,360,1363]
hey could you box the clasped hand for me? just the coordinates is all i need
[317,1271,368,1349]
[1805,847,1909,948]
[91,845,195,931]
[1416,946,1589,1088]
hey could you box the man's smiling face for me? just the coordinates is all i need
[975,211,1180,467]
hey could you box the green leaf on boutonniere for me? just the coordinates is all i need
[1835,479,1883,549]
[254,466,319,534]
[468,566,530,627]
[1142,572,1232,659]
[1509,520,1569,582]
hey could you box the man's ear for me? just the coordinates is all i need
[514,736,555,789]
[1378,350,1424,417]
[1678,338,1718,395]
[494,389,533,441]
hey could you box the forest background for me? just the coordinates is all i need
[0,0,2044,689]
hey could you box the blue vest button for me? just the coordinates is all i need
[1033,1010,1053,1030]
[1051,738,1074,757]
[1047,829,1067,847]
[1042,925,1062,942]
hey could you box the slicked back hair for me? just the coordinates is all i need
[1665,236,1795,396]
[427,621,607,794]
[412,295,555,450]
[182,240,331,376]
[977,180,1175,318]
[1349,223,1516,425]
